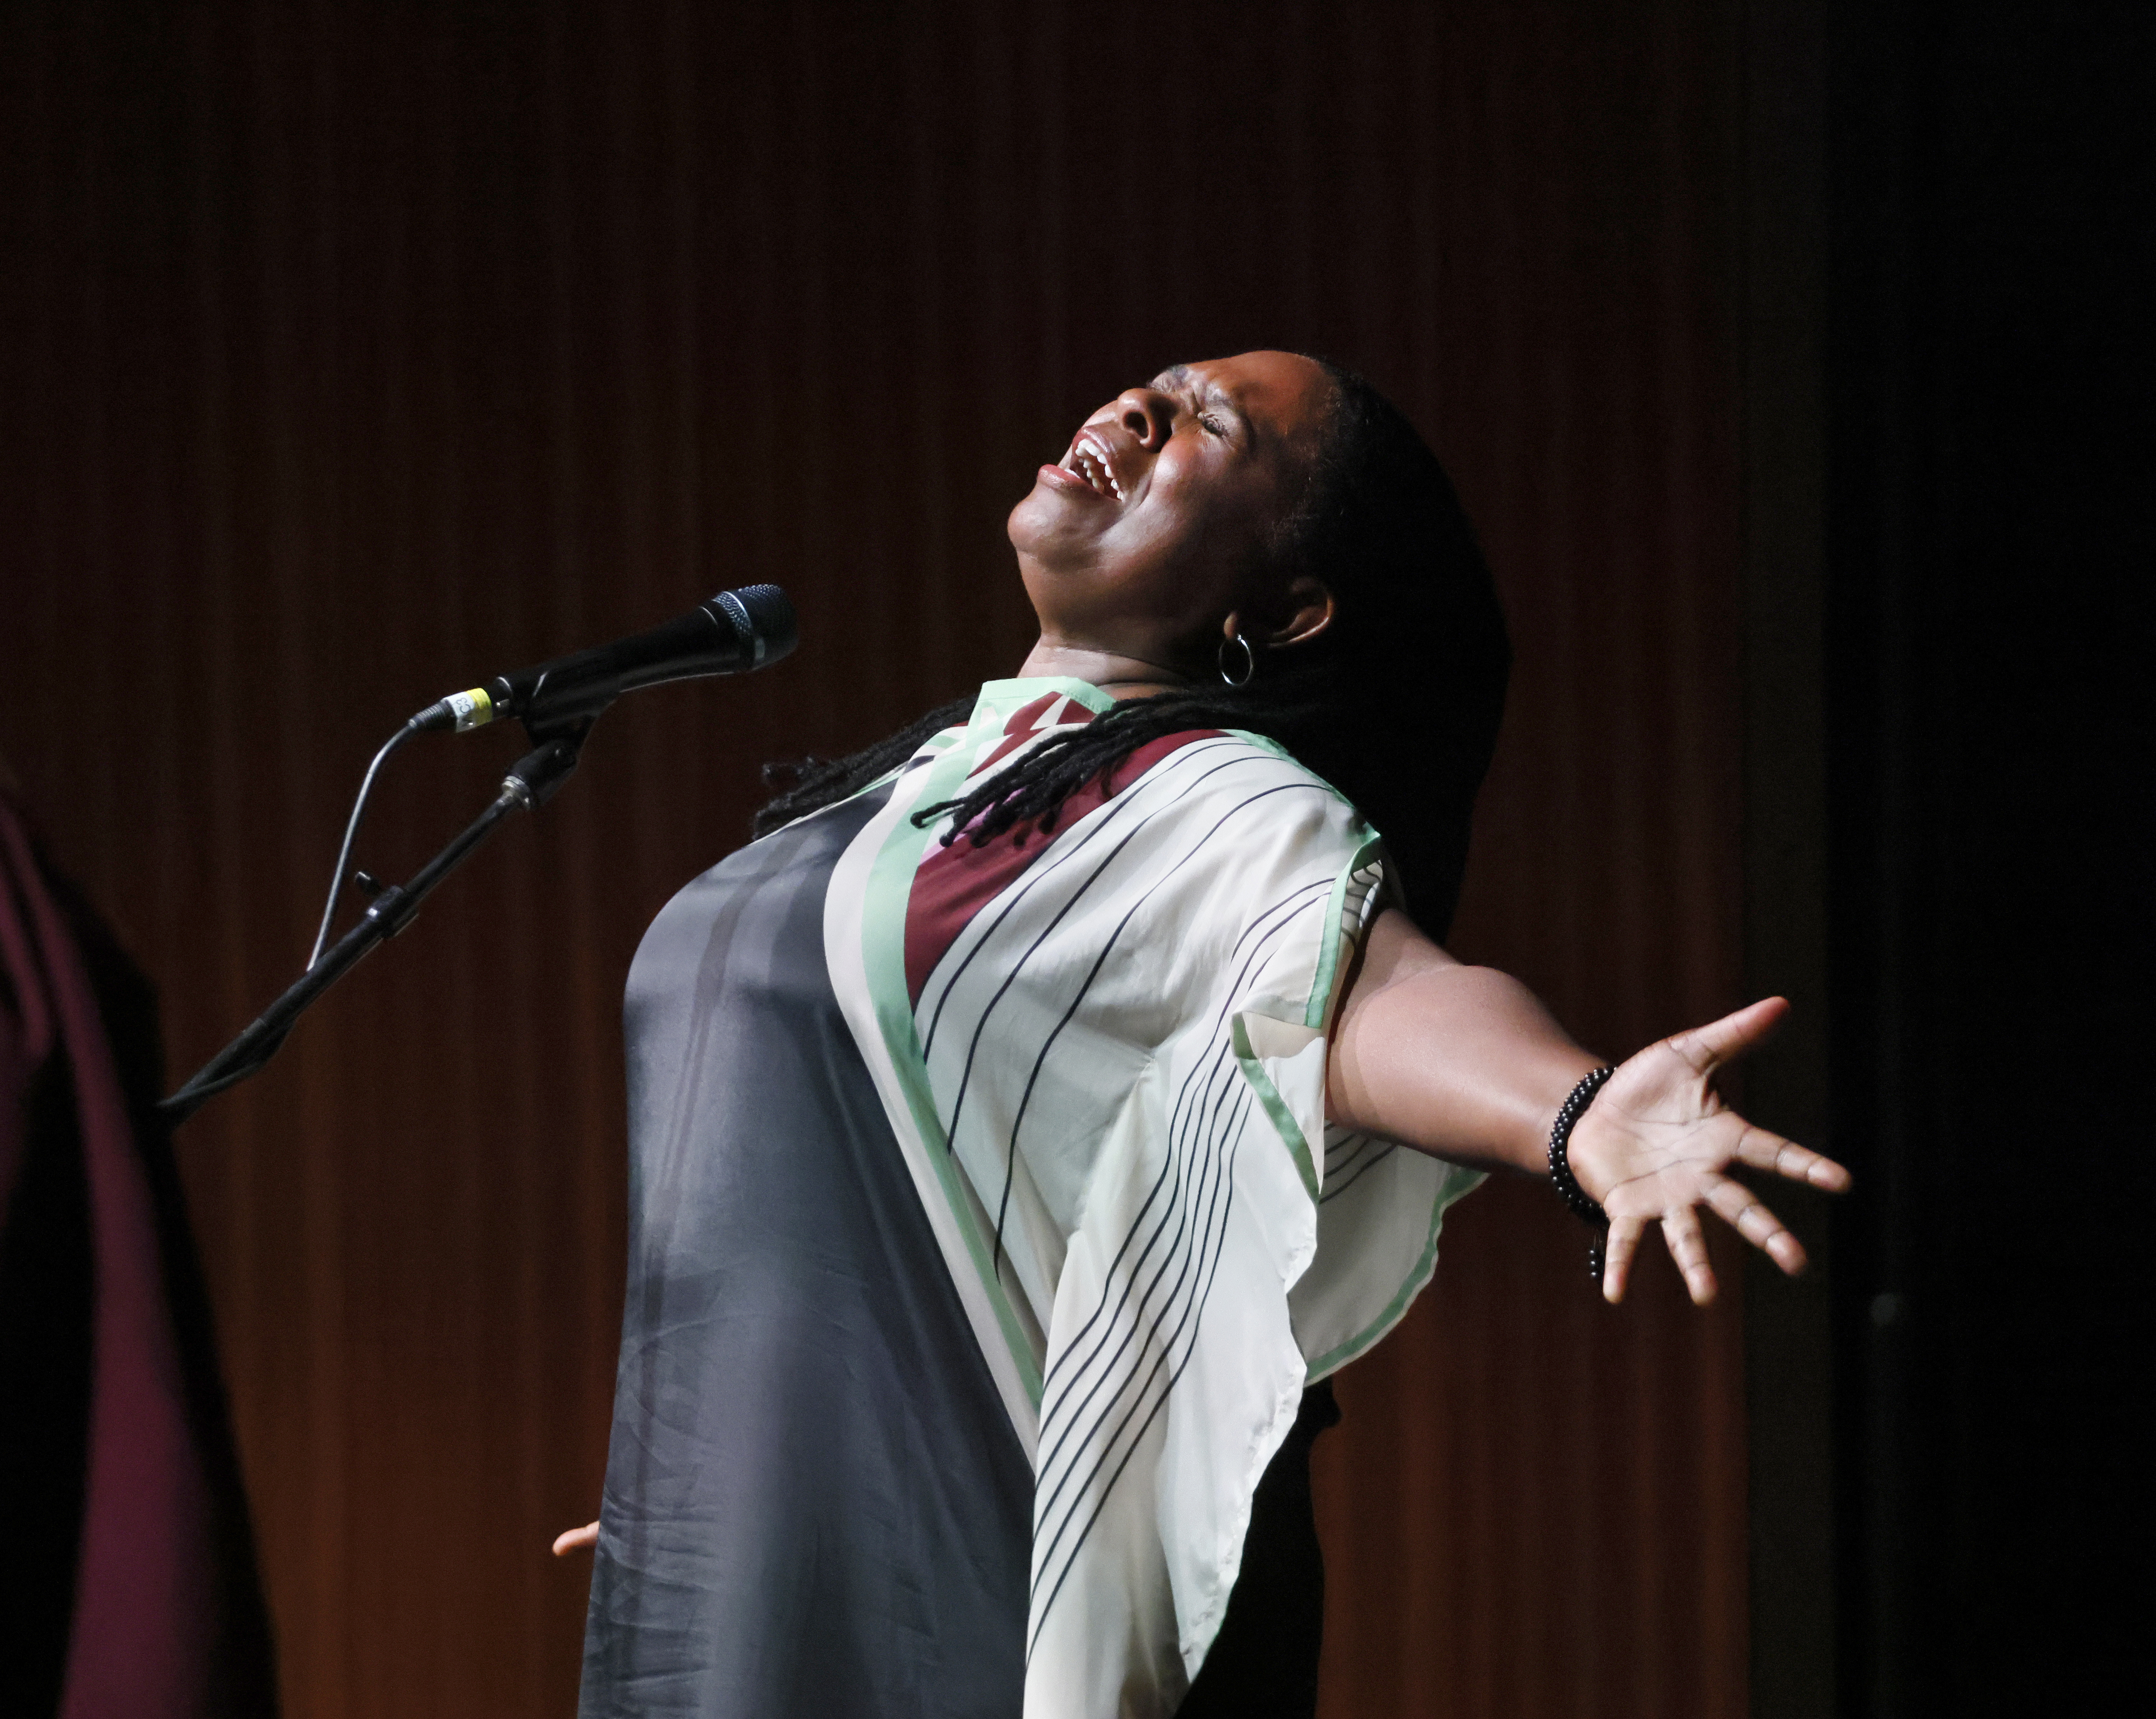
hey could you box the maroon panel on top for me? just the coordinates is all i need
[903,724,1223,1009]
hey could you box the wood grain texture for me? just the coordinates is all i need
[0,3,1746,1713]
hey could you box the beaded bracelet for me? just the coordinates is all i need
[1547,1065,1616,1284]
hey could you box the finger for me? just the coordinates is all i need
[1664,996,1791,1078]
[1602,1216,1647,1304]
[1661,1206,1719,1306]
[1704,1175,1807,1276]
[552,1521,600,1557]
[1729,1122,1852,1191]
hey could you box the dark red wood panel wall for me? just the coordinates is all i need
[0,3,1745,1714]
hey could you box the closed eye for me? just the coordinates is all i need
[1150,367,1243,442]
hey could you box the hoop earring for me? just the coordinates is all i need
[1217,632,1257,689]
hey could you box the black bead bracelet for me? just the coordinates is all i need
[1547,1065,1616,1284]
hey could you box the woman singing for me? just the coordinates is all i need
[572,351,1847,1719]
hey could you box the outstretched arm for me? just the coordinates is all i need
[1326,909,1849,1304]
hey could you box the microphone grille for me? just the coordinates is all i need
[712,584,798,666]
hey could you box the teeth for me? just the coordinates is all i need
[1062,436,1124,500]
[1076,437,1123,499]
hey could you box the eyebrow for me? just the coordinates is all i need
[1150,365,1253,440]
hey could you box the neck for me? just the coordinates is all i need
[1017,636,1196,702]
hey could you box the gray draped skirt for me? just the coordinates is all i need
[578,782,1331,1719]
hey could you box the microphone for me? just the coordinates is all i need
[412,585,797,734]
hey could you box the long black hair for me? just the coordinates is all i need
[754,362,1510,938]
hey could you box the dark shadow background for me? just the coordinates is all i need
[0,2,2143,1715]
[1816,3,2149,1711]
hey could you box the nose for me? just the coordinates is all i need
[1114,387,1176,449]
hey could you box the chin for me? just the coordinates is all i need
[1006,483,1065,559]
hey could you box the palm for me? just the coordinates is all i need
[1566,998,1850,1305]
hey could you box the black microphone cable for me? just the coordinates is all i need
[306,718,427,970]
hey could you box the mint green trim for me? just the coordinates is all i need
[1303,836,1384,1030]
[1303,1170,1486,1379]
[1230,1016,1320,1203]
[859,701,1047,1408]
[972,675,1117,719]
[816,671,1098,820]
[1212,734,1378,1030]
[1221,728,1356,811]
[824,731,958,815]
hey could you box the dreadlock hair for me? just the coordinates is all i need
[754,696,979,834]
[753,361,1510,939]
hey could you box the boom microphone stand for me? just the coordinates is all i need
[158,727,586,1126]
[158,583,795,1126]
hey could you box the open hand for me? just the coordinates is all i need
[1565,997,1849,1306]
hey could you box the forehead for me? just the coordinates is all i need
[1153,350,1332,442]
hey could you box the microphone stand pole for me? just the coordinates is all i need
[160,730,587,1126]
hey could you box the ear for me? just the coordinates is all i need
[1241,576,1335,650]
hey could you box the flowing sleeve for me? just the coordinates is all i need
[827,701,1481,1719]
[1073,734,1481,1708]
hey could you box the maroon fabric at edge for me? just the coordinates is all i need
[0,795,276,1719]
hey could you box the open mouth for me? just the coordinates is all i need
[1060,431,1125,501]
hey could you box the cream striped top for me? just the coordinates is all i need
[820,676,1482,1719]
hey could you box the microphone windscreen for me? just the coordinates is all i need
[715,585,799,666]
